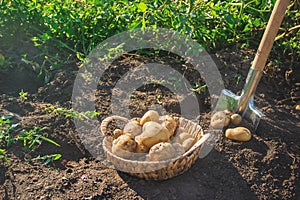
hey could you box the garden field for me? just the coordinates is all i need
[0,1,299,199]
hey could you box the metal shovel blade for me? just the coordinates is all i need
[213,88,265,130]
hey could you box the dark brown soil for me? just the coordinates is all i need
[0,35,299,200]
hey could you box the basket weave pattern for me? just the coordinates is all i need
[101,116,207,180]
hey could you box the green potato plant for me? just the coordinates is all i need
[17,127,60,152]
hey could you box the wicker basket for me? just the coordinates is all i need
[100,115,210,180]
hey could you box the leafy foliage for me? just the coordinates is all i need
[19,89,28,101]
[0,116,18,148]
[0,0,298,83]
[33,153,62,165]
[45,105,100,120]
[0,148,8,163]
[0,114,61,165]
[17,127,60,152]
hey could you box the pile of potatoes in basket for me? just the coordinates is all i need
[210,110,251,142]
[111,110,196,161]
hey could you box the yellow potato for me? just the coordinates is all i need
[123,121,142,137]
[142,121,158,132]
[182,137,196,151]
[131,117,141,124]
[147,142,186,161]
[112,134,137,159]
[171,132,191,144]
[171,128,196,152]
[225,127,251,142]
[146,142,176,161]
[137,122,169,148]
[210,111,230,129]
[140,110,160,126]
[113,129,123,139]
[172,143,185,156]
[161,115,177,138]
[230,113,242,126]
[135,143,149,153]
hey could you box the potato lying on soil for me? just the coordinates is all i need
[210,111,231,129]
[136,122,169,149]
[230,113,242,126]
[161,115,177,138]
[225,127,251,142]
[123,121,142,137]
[112,134,137,159]
[140,110,160,126]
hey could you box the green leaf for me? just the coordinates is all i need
[4,119,11,124]
[2,115,13,120]
[29,135,42,149]
[40,33,51,41]
[0,53,5,66]
[35,154,62,165]
[225,14,235,25]
[137,2,147,12]
[130,20,141,29]
[0,149,7,162]
[44,158,51,165]
[76,52,84,61]
[0,149,5,154]
[19,90,28,100]
[40,136,61,147]
[242,24,252,32]
[52,154,62,160]
[10,123,19,129]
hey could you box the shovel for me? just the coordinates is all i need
[213,0,290,130]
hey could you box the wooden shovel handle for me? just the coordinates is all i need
[251,0,290,71]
